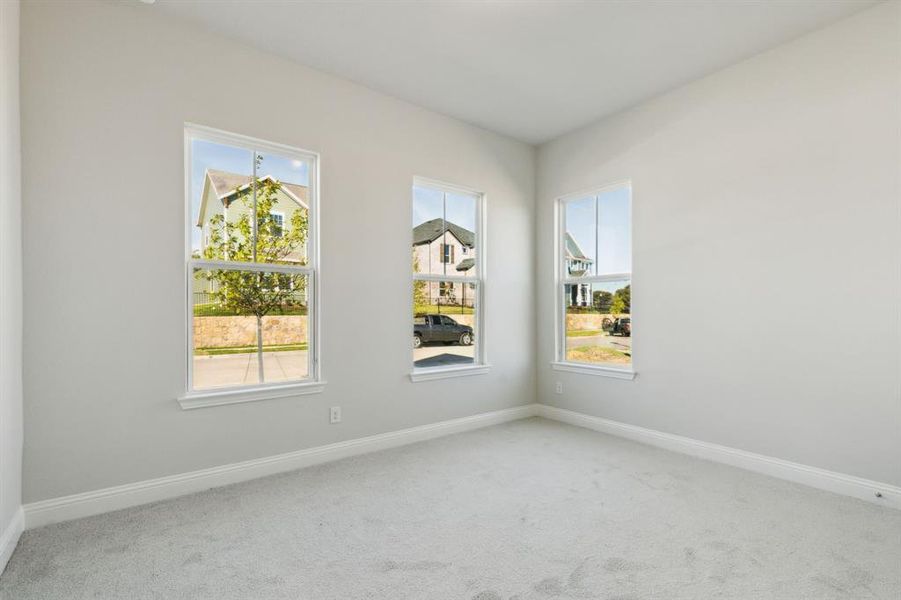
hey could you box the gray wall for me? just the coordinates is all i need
[18,0,900,507]
[536,1,901,486]
[0,0,24,542]
[20,0,536,503]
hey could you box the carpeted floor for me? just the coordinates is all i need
[2,417,899,599]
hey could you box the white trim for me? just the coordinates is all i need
[412,177,487,374]
[21,404,900,530]
[556,179,633,203]
[185,124,322,394]
[23,405,538,529]
[0,507,24,574]
[562,272,631,285]
[190,259,312,275]
[185,123,319,160]
[550,361,636,380]
[537,405,901,510]
[555,182,633,371]
[413,175,483,198]
[411,273,475,284]
[409,364,491,382]
[177,380,327,410]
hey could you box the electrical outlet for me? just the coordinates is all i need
[555,381,563,394]
[329,406,341,424]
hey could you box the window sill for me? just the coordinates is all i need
[550,361,636,380]
[409,364,491,382]
[177,380,327,410]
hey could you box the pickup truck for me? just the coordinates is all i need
[413,315,473,348]
[610,317,631,337]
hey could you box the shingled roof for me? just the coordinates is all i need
[412,218,475,248]
[206,169,309,208]
[455,258,475,272]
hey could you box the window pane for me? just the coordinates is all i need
[412,185,448,276]
[563,280,631,367]
[191,139,253,262]
[192,267,309,390]
[563,195,597,278]
[254,151,310,266]
[597,186,631,274]
[259,311,309,384]
[446,191,478,278]
[413,280,477,369]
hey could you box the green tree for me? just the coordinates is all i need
[610,284,631,315]
[200,166,308,381]
[413,249,428,313]
[592,290,613,313]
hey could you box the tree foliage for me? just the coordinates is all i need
[412,248,428,310]
[199,167,309,381]
[201,176,308,320]
[592,290,613,313]
[610,284,631,315]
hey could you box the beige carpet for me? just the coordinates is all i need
[2,417,899,599]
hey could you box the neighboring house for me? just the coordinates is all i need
[195,169,309,296]
[564,232,593,307]
[412,218,476,307]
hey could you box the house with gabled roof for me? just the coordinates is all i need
[412,218,476,307]
[197,169,309,264]
[564,232,593,307]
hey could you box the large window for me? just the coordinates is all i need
[556,183,633,377]
[412,179,485,377]
[183,125,320,403]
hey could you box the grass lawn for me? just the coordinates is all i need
[194,304,307,317]
[566,329,604,337]
[195,343,308,356]
[414,304,474,315]
[566,345,631,365]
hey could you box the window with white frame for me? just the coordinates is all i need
[270,211,285,238]
[185,125,319,394]
[412,179,484,372]
[557,183,632,371]
[440,242,454,264]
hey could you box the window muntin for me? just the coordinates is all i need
[558,183,632,369]
[270,212,285,238]
[186,126,318,393]
[440,243,455,264]
[412,180,483,372]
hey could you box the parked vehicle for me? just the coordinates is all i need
[414,315,473,348]
[611,317,631,337]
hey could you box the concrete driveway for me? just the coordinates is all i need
[414,343,474,368]
[193,350,309,389]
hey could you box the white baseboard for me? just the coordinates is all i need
[0,507,24,574]
[24,404,539,529]
[536,404,901,510]
[24,402,895,531]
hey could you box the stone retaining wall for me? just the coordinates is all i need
[194,316,307,349]
[566,313,616,331]
[196,313,476,349]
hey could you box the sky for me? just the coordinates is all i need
[412,185,477,232]
[191,140,481,255]
[565,185,631,281]
[190,139,310,251]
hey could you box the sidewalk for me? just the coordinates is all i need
[193,350,308,388]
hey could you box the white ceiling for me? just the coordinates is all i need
[152,0,878,144]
